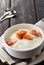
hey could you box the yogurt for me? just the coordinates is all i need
[7,29,42,51]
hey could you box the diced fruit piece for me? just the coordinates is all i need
[6,41,13,46]
[6,40,16,46]
[18,30,27,35]
[31,29,40,37]
[16,30,27,39]
[24,34,33,40]
[16,33,23,39]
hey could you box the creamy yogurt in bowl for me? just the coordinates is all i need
[6,29,42,51]
[1,23,44,59]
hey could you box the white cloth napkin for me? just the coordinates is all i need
[35,18,44,32]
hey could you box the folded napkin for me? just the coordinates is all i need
[35,18,44,32]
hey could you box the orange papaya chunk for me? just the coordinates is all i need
[31,29,40,37]
[16,30,27,39]
[24,34,33,40]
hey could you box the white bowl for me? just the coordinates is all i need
[1,23,44,59]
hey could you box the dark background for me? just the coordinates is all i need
[0,0,44,35]
[0,60,44,65]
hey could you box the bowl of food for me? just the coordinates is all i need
[1,23,44,59]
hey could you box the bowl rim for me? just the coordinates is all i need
[2,23,44,52]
